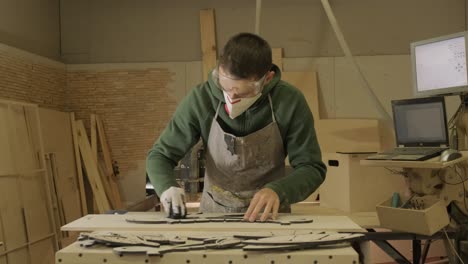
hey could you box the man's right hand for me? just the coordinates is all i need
[160,186,186,219]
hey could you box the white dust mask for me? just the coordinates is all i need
[223,92,262,119]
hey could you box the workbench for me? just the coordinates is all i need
[56,212,368,264]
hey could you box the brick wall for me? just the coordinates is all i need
[65,68,179,202]
[0,48,66,110]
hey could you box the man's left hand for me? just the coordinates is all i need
[243,188,280,222]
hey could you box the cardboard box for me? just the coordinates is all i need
[320,153,405,212]
[376,196,450,236]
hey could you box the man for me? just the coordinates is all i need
[147,32,326,222]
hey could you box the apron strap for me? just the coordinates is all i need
[214,101,222,119]
[268,94,276,123]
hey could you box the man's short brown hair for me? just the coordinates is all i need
[219,33,272,79]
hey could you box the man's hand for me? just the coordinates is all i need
[160,187,186,219]
[243,188,280,222]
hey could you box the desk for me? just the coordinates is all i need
[360,152,468,263]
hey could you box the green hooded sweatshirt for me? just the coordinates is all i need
[146,65,326,205]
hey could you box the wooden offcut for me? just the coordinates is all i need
[200,8,217,81]
[76,120,111,213]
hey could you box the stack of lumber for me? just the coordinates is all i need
[71,114,123,214]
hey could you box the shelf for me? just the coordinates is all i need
[360,151,468,169]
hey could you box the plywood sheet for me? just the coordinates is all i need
[0,212,5,255]
[282,71,320,120]
[61,213,363,232]
[8,105,42,172]
[316,119,381,153]
[39,108,82,224]
[0,103,14,175]
[283,57,335,119]
[0,177,28,250]
[30,238,55,264]
[21,172,53,242]
[7,248,29,264]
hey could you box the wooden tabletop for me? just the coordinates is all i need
[360,151,468,169]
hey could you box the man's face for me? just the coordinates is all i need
[216,66,273,99]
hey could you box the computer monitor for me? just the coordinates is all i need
[411,31,468,97]
[392,97,448,147]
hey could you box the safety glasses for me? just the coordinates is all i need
[212,67,268,98]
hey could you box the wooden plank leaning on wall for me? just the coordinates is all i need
[76,120,112,213]
[200,8,217,81]
[95,115,123,209]
[70,113,88,215]
[71,114,124,213]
